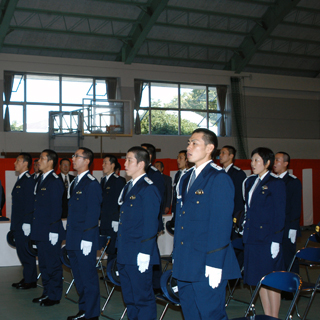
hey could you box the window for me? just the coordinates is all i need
[138,81,224,136]
[3,73,108,132]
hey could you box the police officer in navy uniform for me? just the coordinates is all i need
[11,152,37,289]
[117,146,161,320]
[31,158,41,181]
[100,154,126,262]
[173,129,241,320]
[273,152,302,274]
[66,148,102,320]
[155,161,172,215]
[31,149,65,306]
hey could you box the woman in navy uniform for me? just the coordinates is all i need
[117,146,161,320]
[243,147,286,318]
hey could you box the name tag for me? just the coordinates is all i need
[195,189,204,195]
[130,195,136,200]
[76,191,82,194]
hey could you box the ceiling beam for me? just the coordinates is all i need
[0,0,19,48]
[225,0,302,73]
[120,0,169,64]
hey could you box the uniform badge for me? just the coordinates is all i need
[106,187,111,189]
[144,177,153,184]
[195,189,204,195]
[130,195,136,200]
[16,186,21,189]
[76,191,82,194]
[262,185,268,190]
[41,188,46,191]
[316,225,319,233]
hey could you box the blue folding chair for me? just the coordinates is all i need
[288,247,320,320]
[232,271,302,320]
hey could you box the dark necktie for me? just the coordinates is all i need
[64,175,68,189]
[174,170,181,185]
[37,175,44,193]
[71,176,78,194]
[127,181,133,194]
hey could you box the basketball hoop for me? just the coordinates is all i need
[106,125,120,139]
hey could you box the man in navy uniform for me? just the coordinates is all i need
[66,147,102,320]
[117,146,161,320]
[100,154,126,262]
[31,149,65,306]
[58,158,75,218]
[155,161,172,215]
[11,152,37,289]
[273,152,302,274]
[32,158,41,181]
[173,128,241,320]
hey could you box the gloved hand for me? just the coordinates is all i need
[205,266,222,289]
[112,221,119,232]
[81,240,92,256]
[271,242,280,259]
[288,229,297,244]
[137,252,150,273]
[49,232,58,246]
[22,223,31,236]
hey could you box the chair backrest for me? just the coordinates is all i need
[160,270,180,304]
[304,233,320,247]
[106,258,121,286]
[296,247,320,263]
[60,245,71,269]
[260,271,301,293]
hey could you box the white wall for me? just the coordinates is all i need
[0,53,320,159]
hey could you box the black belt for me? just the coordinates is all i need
[141,234,157,243]
[207,243,229,255]
[50,219,61,225]
[289,217,300,223]
[24,210,34,217]
[84,224,98,232]
[274,227,285,234]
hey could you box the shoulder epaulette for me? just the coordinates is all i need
[270,173,278,178]
[144,177,153,184]
[210,162,222,170]
[113,173,119,178]
[233,166,241,171]
[53,172,59,178]
[26,173,31,178]
[87,174,95,181]
[150,165,158,172]
[289,173,297,179]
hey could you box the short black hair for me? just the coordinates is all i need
[42,149,58,169]
[251,147,274,170]
[60,158,71,165]
[103,154,117,166]
[128,146,150,172]
[79,147,94,167]
[276,151,291,166]
[155,161,164,170]
[178,150,187,159]
[141,143,156,163]
[222,145,236,160]
[19,152,32,169]
[192,128,218,158]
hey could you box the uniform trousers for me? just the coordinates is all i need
[177,279,228,320]
[14,230,37,283]
[36,240,63,300]
[117,263,157,320]
[68,249,100,318]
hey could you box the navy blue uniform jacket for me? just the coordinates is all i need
[31,171,64,241]
[282,172,302,238]
[11,172,35,231]
[100,173,126,232]
[117,175,161,266]
[173,162,241,282]
[66,172,102,251]
[243,172,286,245]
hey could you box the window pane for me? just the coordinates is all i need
[56,107,82,133]
[140,83,149,108]
[139,109,149,134]
[181,111,207,135]
[208,113,222,134]
[3,105,23,131]
[26,74,59,103]
[96,80,107,98]
[150,110,178,135]
[62,77,93,104]
[10,75,24,102]
[180,85,206,110]
[151,83,178,108]
[26,104,60,132]
[208,87,219,111]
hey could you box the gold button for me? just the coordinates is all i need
[130,204,133,207]
[182,211,185,214]
[119,234,121,237]
[260,226,263,229]
[181,226,184,229]
[121,211,124,213]
[196,201,199,204]
[33,217,35,219]
[181,241,183,245]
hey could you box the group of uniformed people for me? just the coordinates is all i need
[9,127,302,320]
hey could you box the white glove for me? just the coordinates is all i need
[271,242,280,259]
[22,223,31,236]
[137,252,150,273]
[49,232,58,246]
[81,240,92,256]
[288,229,297,244]
[112,221,119,232]
[205,265,222,289]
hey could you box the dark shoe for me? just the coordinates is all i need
[40,298,60,306]
[32,295,48,303]
[67,310,86,320]
[16,281,37,289]
[12,278,24,288]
